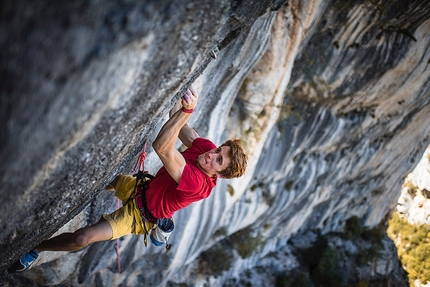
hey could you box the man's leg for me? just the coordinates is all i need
[105,174,121,191]
[36,219,113,252]
[36,175,121,251]
[9,174,129,273]
[8,219,113,273]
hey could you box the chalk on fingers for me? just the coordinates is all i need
[189,85,197,96]
[182,90,191,103]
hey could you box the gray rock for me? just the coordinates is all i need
[1,0,429,286]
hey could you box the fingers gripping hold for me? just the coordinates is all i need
[181,85,198,110]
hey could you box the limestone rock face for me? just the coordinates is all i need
[397,146,430,225]
[1,0,429,286]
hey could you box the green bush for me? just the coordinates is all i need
[314,247,344,287]
[230,228,264,258]
[403,178,418,196]
[355,280,368,287]
[388,211,430,285]
[213,227,227,238]
[275,269,313,287]
[198,241,234,277]
[344,216,363,239]
[356,226,385,265]
[356,245,382,265]
[227,184,235,196]
[301,235,329,268]
[300,235,345,287]
[284,180,294,191]
[361,226,384,249]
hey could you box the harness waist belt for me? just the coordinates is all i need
[134,180,158,224]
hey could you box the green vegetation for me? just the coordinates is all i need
[230,227,264,259]
[361,226,384,249]
[357,226,384,264]
[344,216,384,264]
[279,104,304,122]
[198,227,265,277]
[275,269,313,287]
[354,281,369,287]
[300,235,344,287]
[198,241,234,277]
[288,216,384,287]
[213,227,227,238]
[227,184,235,196]
[344,216,363,239]
[284,180,294,191]
[250,181,264,192]
[387,211,430,286]
[296,220,385,287]
[344,215,384,247]
[403,177,418,196]
[248,181,274,205]
[261,188,274,206]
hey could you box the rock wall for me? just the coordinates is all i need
[1,0,429,286]
[398,145,430,225]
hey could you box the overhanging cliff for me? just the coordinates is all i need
[1,0,429,286]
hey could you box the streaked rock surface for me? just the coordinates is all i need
[1,0,429,286]
[397,145,430,225]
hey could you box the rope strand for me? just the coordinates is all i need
[115,143,148,274]
[115,198,121,274]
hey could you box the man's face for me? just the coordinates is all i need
[196,146,231,178]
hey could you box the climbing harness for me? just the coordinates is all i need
[131,143,174,248]
[114,143,173,272]
[115,143,150,274]
[134,171,156,224]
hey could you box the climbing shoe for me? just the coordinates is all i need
[7,249,40,273]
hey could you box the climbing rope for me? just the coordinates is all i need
[115,199,122,274]
[115,143,148,274]
[131,143,147,174]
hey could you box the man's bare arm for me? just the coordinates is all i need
[153,88,198,183]
[178,122,199,147]
[169,89,200,147]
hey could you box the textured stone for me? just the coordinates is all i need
[1,0,429,286]
[397,146,430,225]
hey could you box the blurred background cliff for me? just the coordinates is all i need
[1,0,429,286]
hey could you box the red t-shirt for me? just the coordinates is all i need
[146,138,217,219]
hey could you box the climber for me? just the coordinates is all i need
[8,85,248,273]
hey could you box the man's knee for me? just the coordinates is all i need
[72,219,113,249]
[106,174,122,190]
[72,229,94,249]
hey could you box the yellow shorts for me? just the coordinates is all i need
[103,175,154,240]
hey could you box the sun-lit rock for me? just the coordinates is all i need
[1,0,429,286]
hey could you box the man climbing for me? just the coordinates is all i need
[8,86,248,273]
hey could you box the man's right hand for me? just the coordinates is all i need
[169,85,199,118]
[169,99,182,118]
[182,86,198,111]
